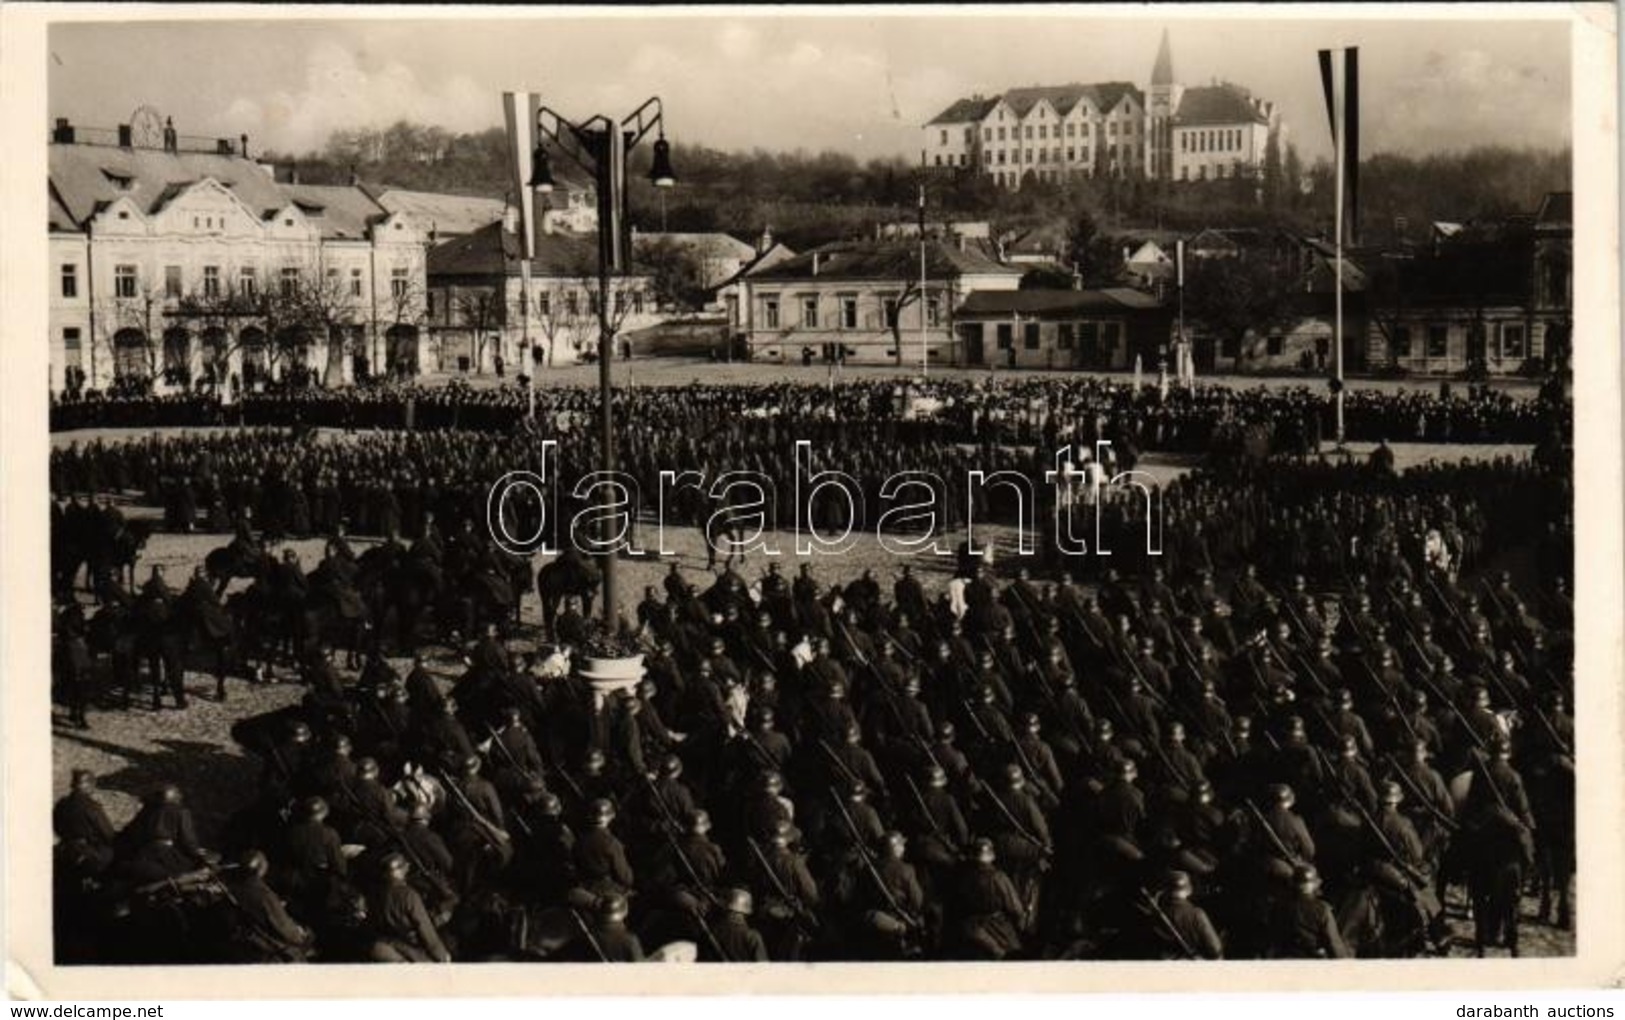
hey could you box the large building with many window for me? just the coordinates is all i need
[923,30,1285,190]
[47,116,432,395]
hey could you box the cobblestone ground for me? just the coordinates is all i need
[48,434,1565,959]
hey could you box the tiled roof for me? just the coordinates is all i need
[958,288,1164,317]
[48,184,78,232]
[373,189,507,237]
[634,232,758,263]
[48,141,291,228]
[428,220,631,278]
[1001,82,1142,118]
[932,81,1143,125]
[926,96,1001,126]
[280,183,391,241]
[1088,82,1142,114]
[1004,85,1088,118]
[1174,84,1268,126]
[747,240,1021,284]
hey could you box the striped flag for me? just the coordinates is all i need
[1317,47,1360,245]
[502,91,544,260]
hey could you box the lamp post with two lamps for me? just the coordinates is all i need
[508,94,675,628]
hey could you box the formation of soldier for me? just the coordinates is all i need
[53,432,1572,962]
[51,373,1563,448]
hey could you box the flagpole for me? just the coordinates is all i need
[520,257,535,419]
[1334,52,1346,449]
[919,182,929,376]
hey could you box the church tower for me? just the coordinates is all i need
[1147,28,1181,181]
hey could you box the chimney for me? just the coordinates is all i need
[117,124,133,148]
[216,138,232,155]
[52,118,74,144]
[812,252,821,276]
[240,134,250,159]
[758,225,773,254]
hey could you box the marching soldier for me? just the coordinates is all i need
[1270,864,1351,959]
[951,838,1025,960]
[749,819,820,961]
[224,849,315,963]
[1144,869,1223,960]
[370,852,451,963]
[574,798,635,897]
[710,887,769,962]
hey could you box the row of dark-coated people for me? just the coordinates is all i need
[49,373,1566,449]
[53,460,1573,964]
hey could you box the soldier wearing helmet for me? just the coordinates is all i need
[573,798,634,896]
[1270,864,1350,958]
[1146,870,1223,960]
[371,851,451,963]
[953,838,1025,959]
[710,887,769,962]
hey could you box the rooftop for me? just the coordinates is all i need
[49,138,394,240]
[373,189,507,237]
[1175,84,1269,127]
[747,239,1021,283]
[958,288,1165,317]
[49,140,291,231]
[632,231,759,263]
[428,219,650,278]
[279,183,391,241]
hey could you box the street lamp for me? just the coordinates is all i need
[518,95,675,629]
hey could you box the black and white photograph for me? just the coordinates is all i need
[5,2,1622,996]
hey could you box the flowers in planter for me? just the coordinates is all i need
[578,622,644,661]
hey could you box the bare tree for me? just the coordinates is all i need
[374,269,431,378]
[887,275,923,367]
[450,286,503,373]
[530,285,581,371]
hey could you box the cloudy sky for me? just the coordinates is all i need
[48,11,1571,164]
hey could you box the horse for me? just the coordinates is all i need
[204,542,275,596]
[536,549,601,638]
[82,519,154,597]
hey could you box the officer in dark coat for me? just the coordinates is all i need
[55,606,95,729]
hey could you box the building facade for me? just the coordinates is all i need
[729,239,1022,365]
[923,29,1285,190]
[1362,192,1572,377]
[48,117,430,395]
[955,289,1173,370]
[425,214,660,374]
